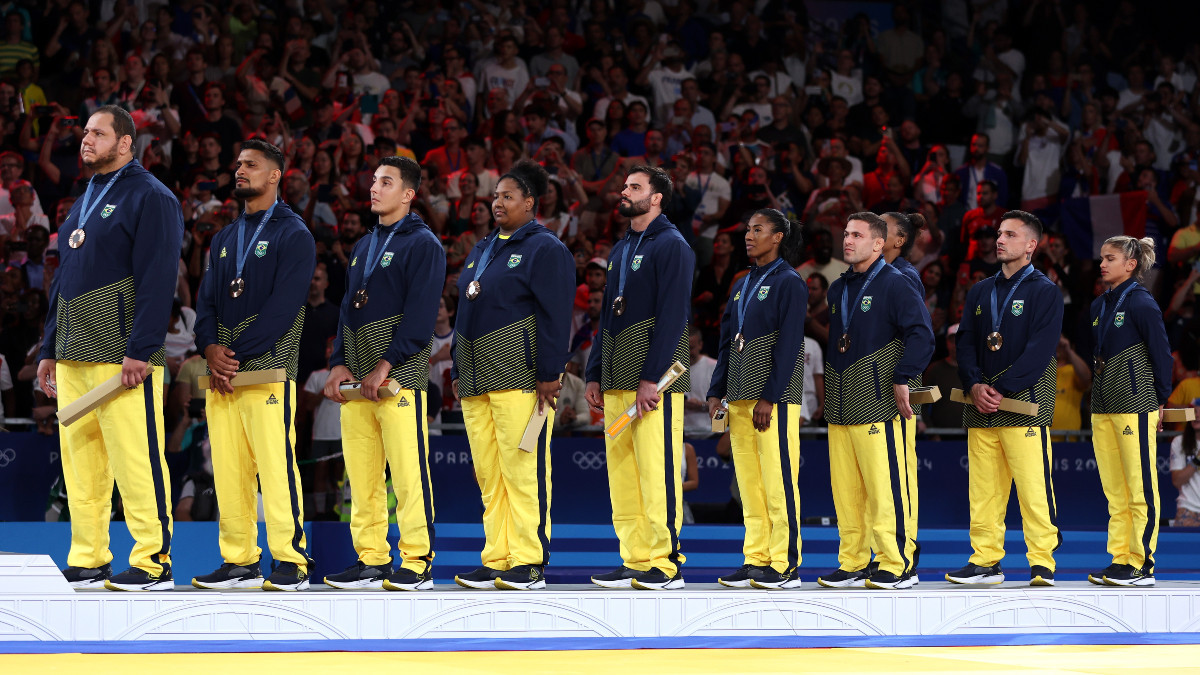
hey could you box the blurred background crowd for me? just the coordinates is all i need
[2,0,1199,522]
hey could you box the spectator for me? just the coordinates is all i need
[684,327,717,432]
[298,263,339,387]
[424,117,467,182]
[609,100,650,158]
[1169,399,1200,526]
[801,334,825,426]
[1016,108,1069,211]
[876,5,924,87]
[445,136,498,201]
[913,144,951,205]
[922,323,964,431]
[479,35,529,102]
[592,65,649,124]
[1051,334,1091,434]
[803,272,832,345]
[523,104,576,157]
[686,142,732,260]
[954,133,1010,209]
[639,44,692,126]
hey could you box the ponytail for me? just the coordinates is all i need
[884,211,926,258]
[753,208,805,267]
[1103,235,1156,281]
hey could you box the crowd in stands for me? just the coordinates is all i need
[2,0,1200,520]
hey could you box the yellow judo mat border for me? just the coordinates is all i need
[4,644,1200,674]
[2,633,1199,654]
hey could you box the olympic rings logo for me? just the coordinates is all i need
[0,447,15,468]
[572,451,606,470]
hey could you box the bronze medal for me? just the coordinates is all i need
[68,228,86,248]
[986,331,1003,351]
[613,295,626,316]
[352,289,369,309]
[229,277,245,298]
[1094,356,1106,376]
[466,280,481,300]
[734,332,745,353]
[837,333,851,354]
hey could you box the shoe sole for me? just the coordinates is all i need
[1104,576,1154,587]
[324,578,385,590]
[945,574,1004,584]
[631,578,685,590]
[749,579,803,589]
[191,577,264,590]
[69,578,109,589]
[495,578,547,590]
[817,578,866,588]
[104,579,174,591]
[263,579,311,591]
[1088,574,1106,585]
[1030,577,1055,587]
[590,578,635,589]
[718,578,753,588]
[456,576,500,589]
[382,579,433,591]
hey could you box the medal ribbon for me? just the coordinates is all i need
[616,227,649,300]
[1094,280,1138,360]
[736,258,785,339]
[234,201,277,282]
[988,264,1034,335]
[840,256,886,336]
[75,162,133,235]
[358,215,405,294]
[473,219,535,284]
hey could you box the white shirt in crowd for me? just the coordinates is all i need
[445,168,500,200]
[0,354,12,421]
[685,353,718,432]
[1016,126,1066,204]
[646,65,693,124]
[801,337,823,423]
[1169,436,1200,515]
[829,70,863,106]
[303,369,342,442]
[685,170,731,240]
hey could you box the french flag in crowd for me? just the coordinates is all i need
[1061,191,1148,259]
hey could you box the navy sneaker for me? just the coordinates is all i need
[945,563,1004,585]
[630,567,684,590]
[325,561,391,590]
[864,569,913,590]
[590,565,641,589]
[105,565,173,591]
[1030,565,1055,587]
[749,567,802,589]
[718,564,771,588]
[263,562,310,591]
[383,566,433,591]
[816,567,868,588]
[62,563,112,589]
[1089,563,1125,586]
[1104,565,1154,587]
[494,564,546,590]
[192,562,264,590]
[455,566,504,589]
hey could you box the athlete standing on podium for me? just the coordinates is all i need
[1087,235,1172,587]
[38,105,184,591]
[322,156,445,591]
[947,210,1063,587]
[192,139,317,591]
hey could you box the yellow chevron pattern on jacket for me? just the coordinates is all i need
[824,338,904,425]
[341,312,432,389]
[54,276,165,366]
[724,330,805,404]
[963,359,1057,428]
[600,317,690,394]
[217,309,306,381]
[455,314,538,397]
[1092,343,1159,414]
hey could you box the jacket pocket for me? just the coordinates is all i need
[116,293,127,338]
[522,328,533,370]
[1127,359,1138,398]
[872,361,882,400]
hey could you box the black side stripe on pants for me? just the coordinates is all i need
[282,384,308,562]
[1040,426,1062,552]
[884,420,909,573]
[143,371,171,564]
[1138,412,1157,570]
[899,416,913,519]
[663,394,681,566]
[536,417,551,565]
[776,403,800,573]
[415,391,436,566]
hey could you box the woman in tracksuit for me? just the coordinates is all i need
[707,208,808,589]
[1088,235,1172,587]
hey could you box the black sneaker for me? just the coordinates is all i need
[590,565,642,589]
[1030,565,1055,587]
[816,567,868,588]
[383,566,433,591]
[455,566,504,589]
[749,567,802,589]
[324,561,391,590]
[864,568,913,590]
[62,563,112,589]
[630,567,685,590]
[718,564,771,588]
[1088,563,1126,586]
[494,565,546,590]
[104,565,173,591]
[945,563,1004,584]
[191,562,264,590]
[1104,565,1155,587]
[263,562,310,591]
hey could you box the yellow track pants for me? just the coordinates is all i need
[728,400,802,574]
[1092,412,1160,571]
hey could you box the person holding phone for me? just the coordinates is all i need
[1087,236,1172,587]
[707,209,808,589]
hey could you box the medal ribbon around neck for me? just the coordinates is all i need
[472,219,535,286]
[358,215,406,295]
[1094,281,1137,359]
[988,264,1034,337]
[736,258,786,341]
[74,162,133,237]
[840,256,885,337]
[615,228,649,302]
[234,200,278,283]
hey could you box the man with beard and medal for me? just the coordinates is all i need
[321,156,445,591]
[818,212,933,591]
[947,210,1063,587]
[192,139,317,591]
[37,105,184,591]
[585,166,695,590]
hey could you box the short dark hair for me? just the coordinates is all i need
[1001,209,1043,238]
[240,138,285,172]
[978,179,998,193]
[93,104,135,143]
[462,135,487,151]
[379,155,422,191]
[807,272,829,289]
[847,211,887,241]
[522,104,546,119]
[627,164,671,198]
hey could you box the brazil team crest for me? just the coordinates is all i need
[861,296,872,312]
[1011,299,1024,316]
[632,254,644,271]
[255,241,268,257]
[381,252,394,267]
[507,254,523,268]
[100,204,116,218]
[1115,311,1125,327]
[758,286,770,301]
